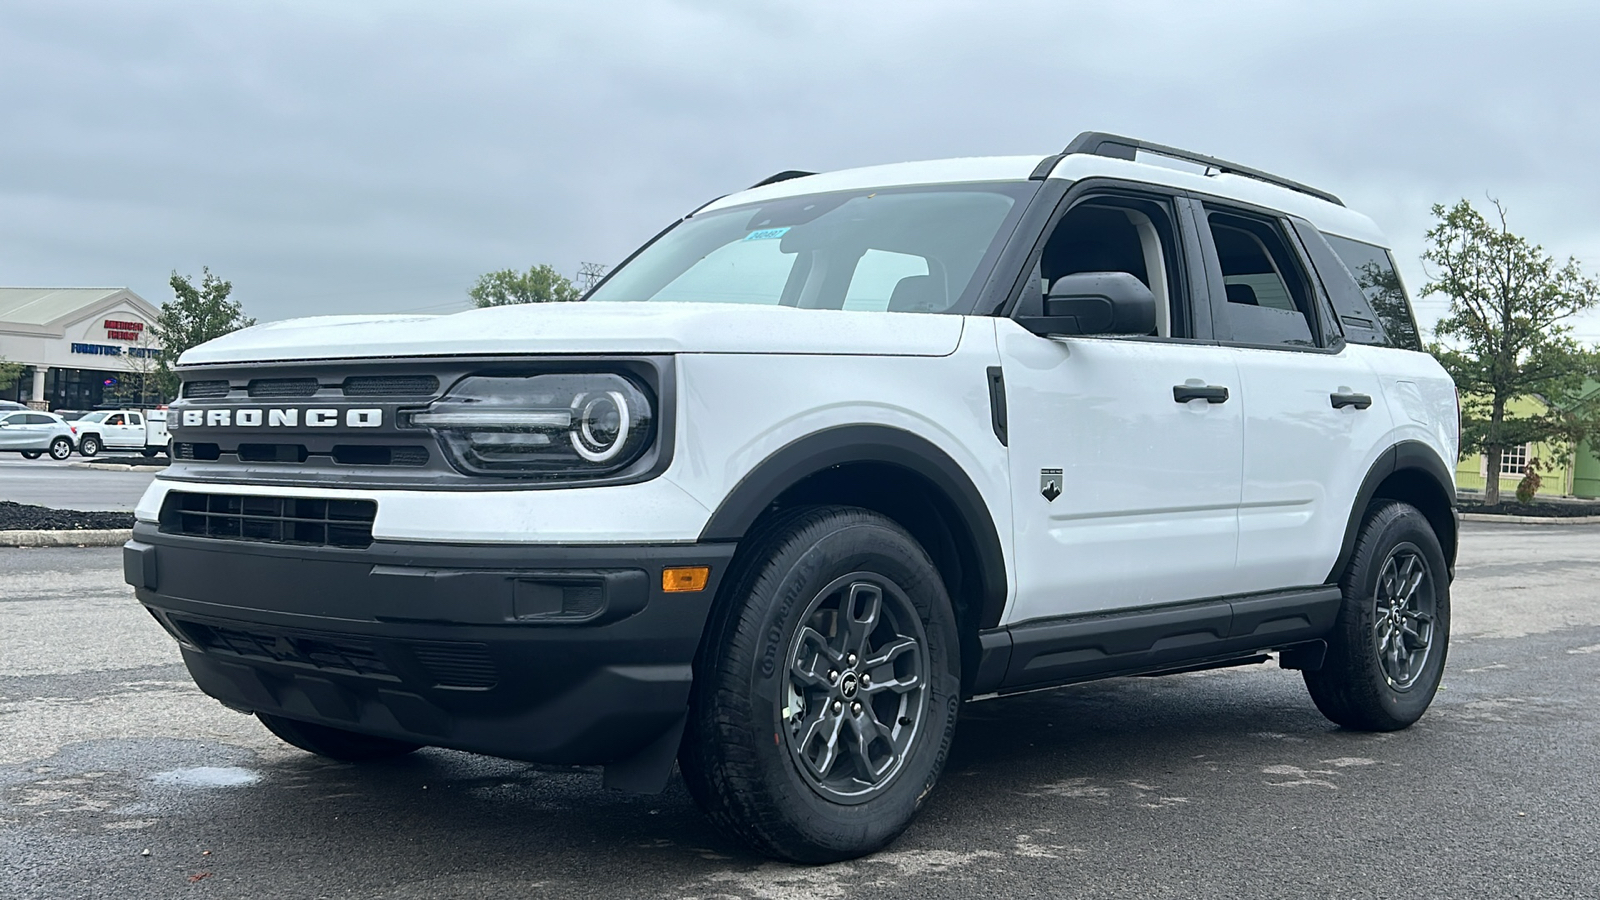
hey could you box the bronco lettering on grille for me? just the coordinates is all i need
[179,408,383,428]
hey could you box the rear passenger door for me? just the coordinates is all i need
[1192,201,1395,593]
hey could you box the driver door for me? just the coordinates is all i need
[999,190,1243,625]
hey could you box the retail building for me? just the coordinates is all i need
[0,287,166,410]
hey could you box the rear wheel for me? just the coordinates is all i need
[21,450,42,459]
[1304,500,1450,731]
[77,434,101,457]
[48,437,72,460]
[257,713,422,761]
[680,506,961,863]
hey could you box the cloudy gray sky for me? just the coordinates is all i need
[4,0,1599,339]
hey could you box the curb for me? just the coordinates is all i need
[1459,513,1600,526]
[0,529,132,547]
[66,462,165,473]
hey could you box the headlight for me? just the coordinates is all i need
[408,373,654,478]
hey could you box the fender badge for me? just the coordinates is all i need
[1040,468,1063,503]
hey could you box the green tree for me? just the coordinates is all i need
[0,356,24,400]
[468,264,581,307]
[1423,198,1600,505]
[151,267,255,400]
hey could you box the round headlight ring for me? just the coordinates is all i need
[570,390,631,462]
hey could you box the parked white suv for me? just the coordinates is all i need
[126,133,1458,862]
[0,409,77,460]
[74,409,170,457]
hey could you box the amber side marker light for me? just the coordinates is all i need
[662,566,711,593]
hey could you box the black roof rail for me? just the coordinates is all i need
[749,170,815,189]
[1059,132,1344,207]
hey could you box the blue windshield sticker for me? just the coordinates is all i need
[743,227,790,241]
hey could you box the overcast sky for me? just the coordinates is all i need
[4,0,1599,339]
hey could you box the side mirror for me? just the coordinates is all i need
[1018,271,1157,337]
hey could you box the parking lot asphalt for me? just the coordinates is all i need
[2,522,1599,899]
[0,456,158,512]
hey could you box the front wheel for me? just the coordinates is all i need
[49,437,72,460]
[77,435,101,457]
[1304,500,1450,731]
[257,713,422,761]
[680,506,961,863]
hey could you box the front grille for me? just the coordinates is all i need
[183,380,231,399]
[172,442,221,461]
[411,642,498,689]
[330,445,430,467]
[161,491,376,548]
[342,375,439,396]
[247,378,321,398]
[176,620,394,679]
[173,620,499,690]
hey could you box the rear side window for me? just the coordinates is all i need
[1207,211,1319,348]
[1323,235,1422,350]
[24,414,54,425]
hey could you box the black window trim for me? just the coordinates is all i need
[993,178,1215,345]
[1191,197,1347,355]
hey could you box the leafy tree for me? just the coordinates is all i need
[151,267,255,400]
[0,356,23,395]
[468,264,581,307]
[1423,199,1600,505]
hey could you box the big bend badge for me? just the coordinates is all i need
[1039,468,1063,503]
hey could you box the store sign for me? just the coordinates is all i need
[105,319,145,341]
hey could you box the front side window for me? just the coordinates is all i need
[1324,234,1422,351]
[1026,195,1188,337]
[1208,211,1320,348]
[588,183,1032,315]
[106,414,126,426]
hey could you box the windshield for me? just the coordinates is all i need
[588,182,1034,314]
[79,412,108,423]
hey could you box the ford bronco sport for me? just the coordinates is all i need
[126,132,1458,862]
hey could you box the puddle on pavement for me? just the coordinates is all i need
[151,766,261,788]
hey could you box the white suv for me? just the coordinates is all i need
[125,133,1458,862]
[0,409,77,460]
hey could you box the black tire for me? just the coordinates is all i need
[1304,500,1450,731]
[141,448,157,458]
[256,713,422,761]
[21,450,42,459]
[680,505,961,863]
[78,434,100,457]
[48,437,72,461]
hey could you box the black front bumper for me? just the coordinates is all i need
[125,522,734,778]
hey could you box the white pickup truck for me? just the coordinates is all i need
[73,409,171,457]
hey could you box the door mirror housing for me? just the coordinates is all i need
[1018,271,1157,337]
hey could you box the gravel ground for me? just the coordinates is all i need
[0,500,134,531]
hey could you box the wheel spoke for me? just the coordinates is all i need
[847,708,895,784]
[797,706,846,779]
[842,583,883,657]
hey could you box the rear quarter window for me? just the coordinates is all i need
[1323,234,1422,351]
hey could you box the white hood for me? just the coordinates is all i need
[177,301,965,366]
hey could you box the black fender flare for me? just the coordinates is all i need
[698,424,1010,628]
[1329,440,1458,583]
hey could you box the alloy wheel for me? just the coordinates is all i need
[1373,544,1437,691]
[780,574,930,803]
